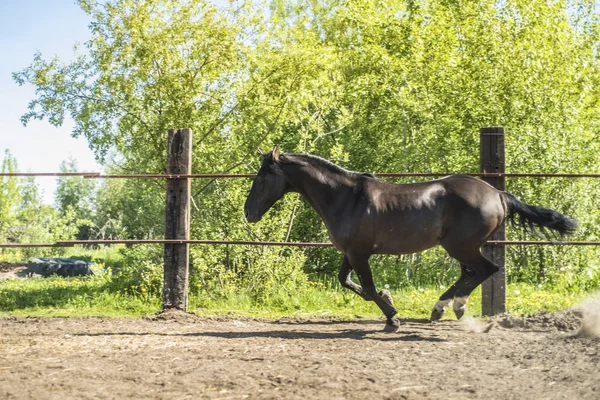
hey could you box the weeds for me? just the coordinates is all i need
[0,245,594,319]
[0,274,586,319]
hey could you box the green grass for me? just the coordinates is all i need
[0,276,159,317]
[0,274,589,319]
[189,283,587,320]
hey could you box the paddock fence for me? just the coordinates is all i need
[1,127,599,315]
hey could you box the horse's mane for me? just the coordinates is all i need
[281,153,358,178]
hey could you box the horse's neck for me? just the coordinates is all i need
[282,161,355,220]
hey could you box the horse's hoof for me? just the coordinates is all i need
[383,318,400,332]
[453,296,469,320]
[430,299,452,322]
[379,289,394,306]
[430,308,445,322]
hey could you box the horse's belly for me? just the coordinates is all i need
[372,234,439,255]
[371,215,442,255]
[327,208,443,255]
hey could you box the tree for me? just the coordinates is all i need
[55,158,96,218]
[0,151,80,257]
[13,0,251,170]
[0,150,21,241]
[13,0,268,239]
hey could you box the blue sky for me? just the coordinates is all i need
[0,1,101,204]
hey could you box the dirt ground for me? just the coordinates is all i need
[0,263,28,280]
[0,308,598,400]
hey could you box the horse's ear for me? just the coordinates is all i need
[257,147,265,156]
[272,145,280,162]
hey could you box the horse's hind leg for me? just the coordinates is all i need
[430,264,475,321]
[449,252,500,319]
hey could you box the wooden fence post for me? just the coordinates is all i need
[163,128,192,311]
[480,127,506,316]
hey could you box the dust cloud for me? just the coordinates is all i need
[459,316,494,333]
[577,294,600,338]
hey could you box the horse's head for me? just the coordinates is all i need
[244,146,288,223]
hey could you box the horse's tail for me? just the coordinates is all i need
[501,192,578,239]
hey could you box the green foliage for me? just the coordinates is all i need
[55,158,97,240]
[11,207,82,259]
[0,151,85,259]
[93,167,165,240]
[62,245,124,271]
[0,277,587,319]
[0,150,20,240]
[55,158,96,216]
[190,186,309,302]
[111,245,164,298]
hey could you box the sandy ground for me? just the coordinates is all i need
[0,263,27,280]
[0,309,598,400]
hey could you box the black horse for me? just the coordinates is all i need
[244,147,577,331]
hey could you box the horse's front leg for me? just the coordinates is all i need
[338,255,371,300]
[346,253,400,332]
[339,255,395,304]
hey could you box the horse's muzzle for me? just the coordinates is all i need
[244,207,261,223]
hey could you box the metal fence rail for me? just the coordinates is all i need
[1,170,599,249]
[2,239,599,248]
[4,172,600,178]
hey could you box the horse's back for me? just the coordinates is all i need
[357,178,449,253]
[355,175,505,255]
[363,174,502,214]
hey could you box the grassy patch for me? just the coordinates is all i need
[189,283,586,320]
[0,275,589,319]
[0,275,160,317]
